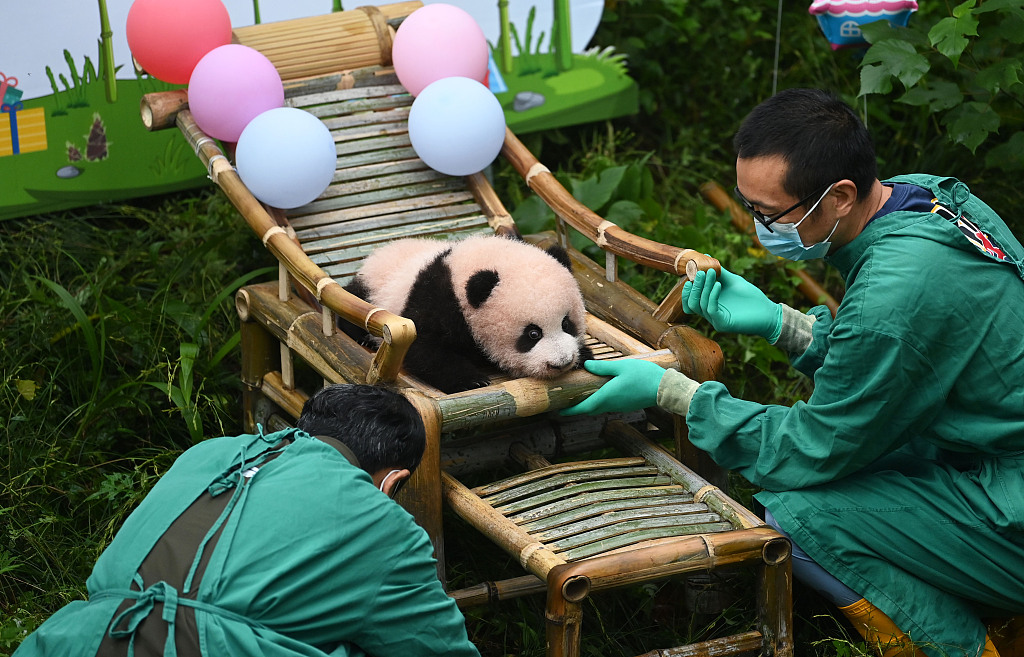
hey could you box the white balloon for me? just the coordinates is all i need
[235,107,337,209]
[408,77,506,177]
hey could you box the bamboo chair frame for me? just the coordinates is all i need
[140,4,793,655]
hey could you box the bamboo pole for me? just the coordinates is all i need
[239,309,279,432]
[502,129,721,279]
[449,575,547,608]
[700,180,840,316]
[466,172,522,239]
[403,391,446,584]
[635,632,763,657]
[758,556,795,656]
[435,350,679,433]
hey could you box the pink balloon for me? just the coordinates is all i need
[126,0,232,85]
[188,45,285,142]
[392,4,489,97]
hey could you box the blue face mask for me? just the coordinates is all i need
[754,184,839,261]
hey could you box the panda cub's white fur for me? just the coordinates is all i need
[341,235,593,393]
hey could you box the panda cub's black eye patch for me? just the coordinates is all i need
[516,324,543,353]
[562,315,578,336]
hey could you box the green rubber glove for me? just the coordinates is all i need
[560,359,667,416]
[681,268,783,342]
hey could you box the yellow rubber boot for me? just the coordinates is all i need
[837,598,925,657]
[981,633,1002,657]
[838,599,1002,657]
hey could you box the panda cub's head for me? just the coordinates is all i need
[449,236,589,380]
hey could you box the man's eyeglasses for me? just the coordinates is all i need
[733,182,833,232]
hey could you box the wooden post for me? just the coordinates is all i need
[759,542,795,656]
[237,288,279,433]
[546,564,590,657]
[402,391,447,585]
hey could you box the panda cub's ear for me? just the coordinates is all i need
[545,245,573,272]
[466,270,500,308]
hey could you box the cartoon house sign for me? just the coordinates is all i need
[2,1,635,221]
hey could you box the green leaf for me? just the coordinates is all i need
[984,130,1024,171]
[511,195,556,234]
[898,80,963,111]
[859,63,894,95]
[975,59,1023,95]
[928,1,980,68]
[604,200,646,232]
[570,165,628,212]
[860,40,929,91]
[941,101,1001,152]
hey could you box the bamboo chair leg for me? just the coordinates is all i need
[546,564,591,657]
[759,548,795,656]
[402,392,446,585]
[239,304,278,433]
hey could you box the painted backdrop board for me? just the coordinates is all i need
[1,1,636,221]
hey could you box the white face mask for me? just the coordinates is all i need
[754,184,840,261]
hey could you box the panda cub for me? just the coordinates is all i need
[341,234,594,393]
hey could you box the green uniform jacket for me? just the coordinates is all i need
[682,175,1024,655]
[14,428,480,657]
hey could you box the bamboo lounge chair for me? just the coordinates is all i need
[140,4,793,655]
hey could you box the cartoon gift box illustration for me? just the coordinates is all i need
[0,71,47,157]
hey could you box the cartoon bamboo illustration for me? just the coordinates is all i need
[552,0,572,71]
[497,0,513,73]
[98,0,117,102]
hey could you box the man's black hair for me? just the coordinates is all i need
[297,384,425,474]
[733,88,877,203]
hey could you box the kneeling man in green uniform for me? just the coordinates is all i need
[14,384,480,657]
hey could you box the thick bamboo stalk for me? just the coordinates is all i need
[435,350,679,433]
[230,2,422,80]
[700,180,840,316]
[140,89,188,131]
[502,129,720,279]
[550,527,784,593]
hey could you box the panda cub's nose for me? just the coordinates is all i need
[547,358,574,372]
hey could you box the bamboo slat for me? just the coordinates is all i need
[557,521,736,561]
[494,476,674,514]
[289,190,477,229]
[537,509,724,543]
[520,498,708,534]
[473,457,645,496]
[481,465,662,505]
[700,180,840,316]
[508,487,692,526]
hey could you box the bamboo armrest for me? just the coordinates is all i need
[169,108,414,384]
[501,129,721,280]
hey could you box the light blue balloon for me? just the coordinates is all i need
[235,107,337,209]
[408,76,506,176]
